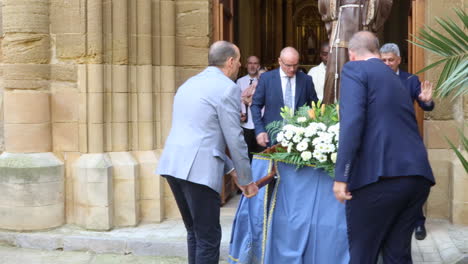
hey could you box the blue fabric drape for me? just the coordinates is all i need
[229,156,349,264]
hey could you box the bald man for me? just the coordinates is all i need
[334,31,434,264]
[251,47,318,147]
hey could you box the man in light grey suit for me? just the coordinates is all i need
[156,41,258,264]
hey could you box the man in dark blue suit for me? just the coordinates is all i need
[381,43,435,241]
[333,31,435,264]
[251,47,318,147]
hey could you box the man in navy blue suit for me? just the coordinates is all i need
[381,43,435,241]
[251,47,318,147]
[334,31,435,264]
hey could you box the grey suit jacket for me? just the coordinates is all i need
[156,66,253,193]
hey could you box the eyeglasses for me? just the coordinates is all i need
[279,58,299,69]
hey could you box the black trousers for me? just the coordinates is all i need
[164,176,221,264]
[242,127,264,162]
[346,176,431,264]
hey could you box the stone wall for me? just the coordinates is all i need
[423,0,467,225]
[47,0,210,229]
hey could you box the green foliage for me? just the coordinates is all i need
[409,8,467,99]
[409,8,467,173]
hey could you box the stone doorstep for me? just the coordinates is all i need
[0,220,231,260]
[0,219,465,263]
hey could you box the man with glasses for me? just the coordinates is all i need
[251,47,318,147]
[237,56,262,161]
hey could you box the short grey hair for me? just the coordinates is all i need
[208,41,238,67]
[380,43,401,57]
[348,31,380,56]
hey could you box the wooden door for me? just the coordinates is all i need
[213,0,238,204]
[409,0,425,137]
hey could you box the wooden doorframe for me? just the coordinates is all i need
[212,0,234,42]
[212,0,237,204]
[409,0,426,137]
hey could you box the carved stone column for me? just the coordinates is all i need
[0,0,65,231]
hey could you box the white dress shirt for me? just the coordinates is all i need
[307,62,326,101]
[279,68,296,111]
[236,75,257,129]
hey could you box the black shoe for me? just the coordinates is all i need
[415,225,427,240]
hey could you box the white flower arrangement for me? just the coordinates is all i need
[263,101,340,177]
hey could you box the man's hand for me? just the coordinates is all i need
[418,80,433,103]
[256,132,269,147]
[242,182,259,198]
[240,113,247,122]
[333,181,352,203]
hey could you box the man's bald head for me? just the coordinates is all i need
[278,47,300,77]
[280,47,300,61]
[348,31,380,58]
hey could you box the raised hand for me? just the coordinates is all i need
[418,80,434,103]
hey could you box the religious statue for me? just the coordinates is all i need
[318,0,393,103]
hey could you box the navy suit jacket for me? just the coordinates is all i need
[335,58,435,191]
[399,70,435,111]
[251,69,318,136]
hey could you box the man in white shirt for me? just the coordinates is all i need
[307,42,329,101]
[237,56,261,161]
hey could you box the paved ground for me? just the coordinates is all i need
[0,194,466,264]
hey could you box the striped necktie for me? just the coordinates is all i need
[285,77,293,110]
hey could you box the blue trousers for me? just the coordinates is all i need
[165,176,221,264]
[346,176,431,264]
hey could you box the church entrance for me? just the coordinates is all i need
[212,0,427,201]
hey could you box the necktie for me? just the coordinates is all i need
[244,79,253,122]
[285,77,293,110]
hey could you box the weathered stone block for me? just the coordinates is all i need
[88,93,104,123]
[3,1,49,34]
[56,33,86,60]
[2,64,50,81]
[152,36,161,65]
[161,36,175,66]
[424,120,462,149]
[176,1,209,37]
[153,66,161,92]
[427,152,452,219]
[112,65,128,93]
[79,123,88,153]
[52,123,79,152]
[4,91,50,124]
[87,64,104,93]
[451,201,468,226]
[0,152,64,231]
[2,33,49,64]
[133,150,164,222]
[112,93,129,122]
[175,66,204,88]
[50,0,86,34]
[160,66,176,93]
[138,122,154,151]
[52,90,79,122]
[4,123,51,153]
[160,0,175,36]
[452,156,468,202]
[108,152,139,227]
[137,65,153,92]
[51,64,77,82]
[111,123,129,151]
[138,93,153,122]
[88,123,105,153]
[175,36,209,66]
[0,203,64,231]
[137,35,152,65]
[73,153,113,230]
